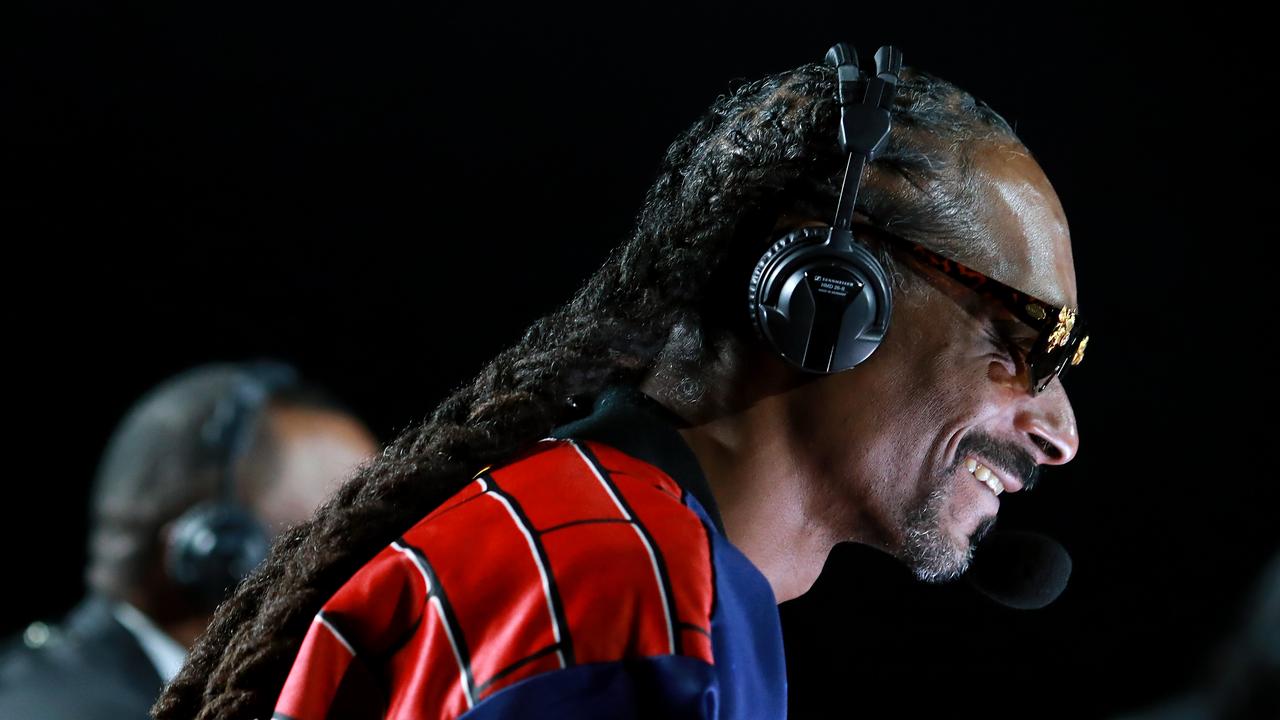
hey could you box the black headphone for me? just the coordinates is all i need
[747,42,903,374]
[165,361,299,608]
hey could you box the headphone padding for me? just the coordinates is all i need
[748,226,892,373]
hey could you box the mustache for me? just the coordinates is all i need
[954,431,1041,492]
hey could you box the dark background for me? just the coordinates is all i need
[6,2,1272,718]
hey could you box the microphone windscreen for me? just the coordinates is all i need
[964,530,1072,610]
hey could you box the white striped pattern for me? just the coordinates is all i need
[477,477,567,668]
[568,439,676,654]
[391,540,475,709]
[313,613,355,657]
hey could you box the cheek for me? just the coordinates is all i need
[857,318,1000,472]
[779,299,1005,512]
[886,334,988,421]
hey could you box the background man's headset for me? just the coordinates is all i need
[165,361,299,609]
[747,42,902,374]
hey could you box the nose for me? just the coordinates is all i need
[1014,377,1079,465]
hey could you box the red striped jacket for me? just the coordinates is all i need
[273,386,787,719]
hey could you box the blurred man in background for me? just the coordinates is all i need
[0,362,379,719]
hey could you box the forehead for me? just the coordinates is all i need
[270,406,376,471]
[965,142,1077,307]
[248,405,377,527]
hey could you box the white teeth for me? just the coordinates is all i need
[964,457,1004,496]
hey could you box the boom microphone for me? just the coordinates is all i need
[965,530,1072,609]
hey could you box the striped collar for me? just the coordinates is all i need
[549,385,726,535]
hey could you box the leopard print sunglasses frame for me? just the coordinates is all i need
[854,222,1089,396]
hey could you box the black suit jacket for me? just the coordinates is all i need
[0,595,165,720]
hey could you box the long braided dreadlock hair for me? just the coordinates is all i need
[154,57,1022,719]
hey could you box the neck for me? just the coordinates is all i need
[125,589,211,649]
[674,398,837,603]
[157,615,212,649]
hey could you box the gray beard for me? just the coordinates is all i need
[900,485,995,583]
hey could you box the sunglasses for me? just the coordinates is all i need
[853,223,1089,396]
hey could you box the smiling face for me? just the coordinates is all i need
[783,139,1081,582]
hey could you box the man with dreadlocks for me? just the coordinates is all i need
[155,43,1084,720]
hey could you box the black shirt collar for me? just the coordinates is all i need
[549,385,725,535]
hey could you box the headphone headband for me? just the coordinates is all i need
[199,361,299,502]
[169,360,299,608]
[826,42,901,231]
[745,43,902,374]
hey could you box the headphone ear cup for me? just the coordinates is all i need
[165,502,269,609]
[747,231,808,319]
[748,226,893,373]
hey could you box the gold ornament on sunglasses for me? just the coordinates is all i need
[1071,335,1089,366]
[1047,307,1077,351]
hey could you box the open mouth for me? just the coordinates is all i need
[962,456,1021,496]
